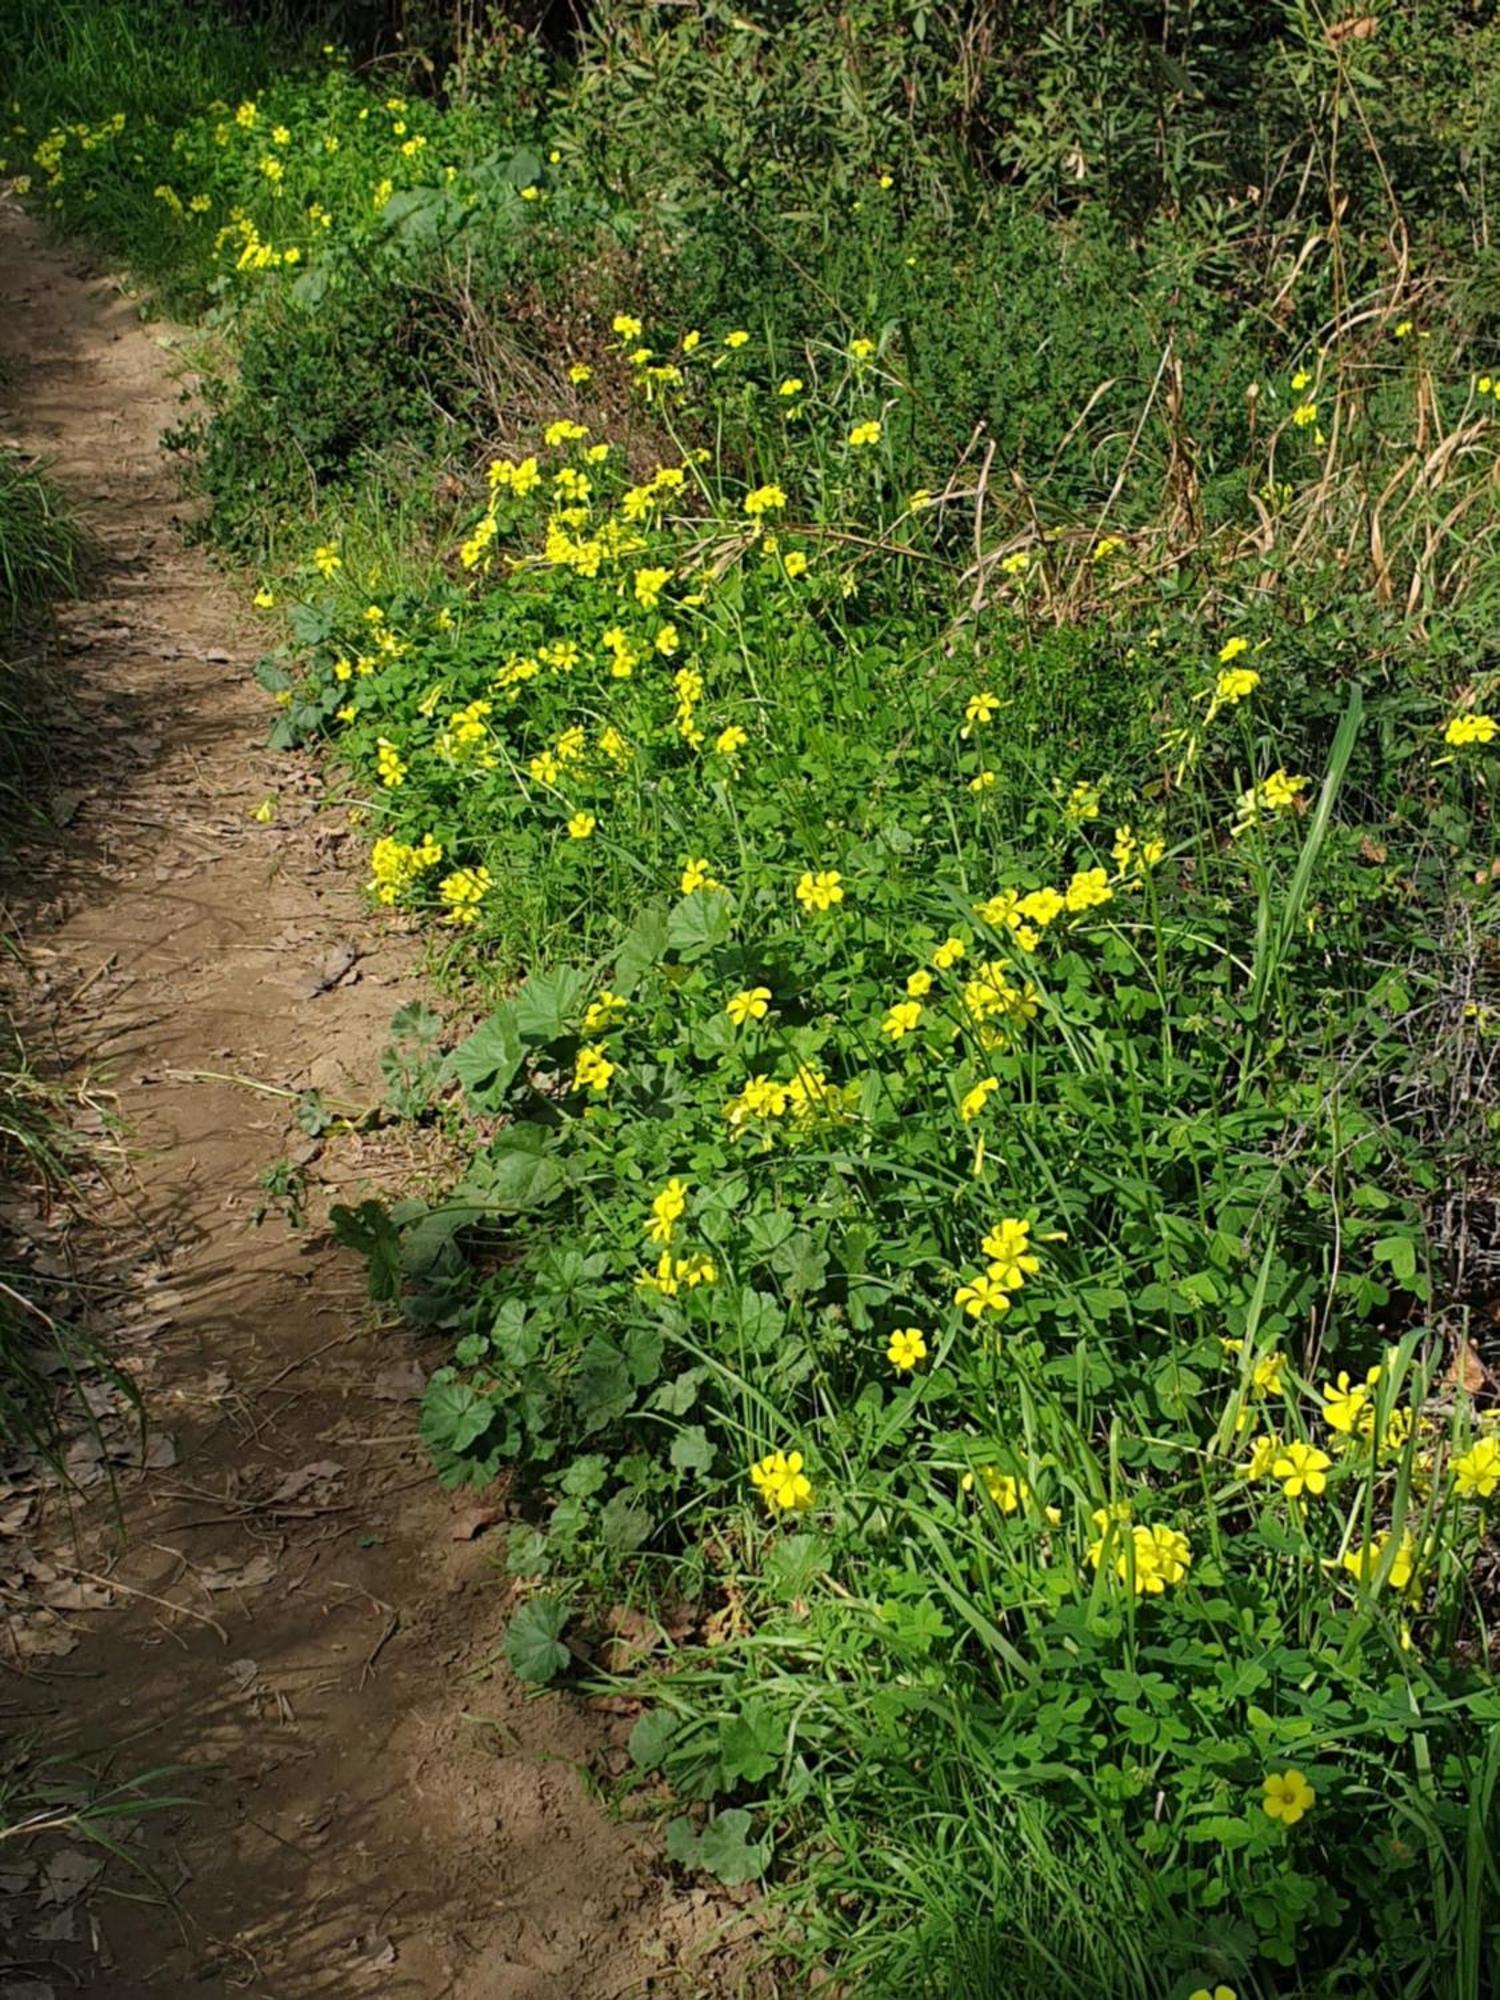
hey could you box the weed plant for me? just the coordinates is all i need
[5,5,1500,1994]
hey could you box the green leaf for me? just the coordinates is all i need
[666,888,733,961]
[697,1809,770,1884]
[1187,1814,1253,1849]
[444,1003,524,1111]
[328,1198,403,1301]
[254,655,291,693]
[719,1701,783,1784]
[737,1289,786,1350]
[474,1126,566,1211]
[629,1709,678,1770]
[515,966,590,1044]
[670,1425,714,1474]
[1373,1233,1417,1283]
[505,1597,570,1683]
[420,1380,495,1456]
[599,1490,653,1551]
[574,1338,635,1432]
[614,905,669,994]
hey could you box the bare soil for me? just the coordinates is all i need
[0,205,760,1999]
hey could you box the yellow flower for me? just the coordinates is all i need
[883,1000,922,1040]
[1244,1432,1279,1481]
[1218,635,1250,664]
[1291,401,1318,427]
[964,690,1000,731]
[1189,1986,1237,2000]
[783,550,809,578]
[680,856,724,894]
[571,1042,616,1096]
[634,566,670,609]
[778,377,804,397]
[568,362,592,384]
[582,990,626,1033]
[714,725,748,758]
[981,1217,1039,1292]
[724,329,750,348]
[849,337,876,360]
[612,313,643,339]
[312,544,341,577]
[848,419,882,448]
[249,795,276,824]
[959,1076,999,1122]
[1452,1436,1500,1499]
[1251,1350,1288,1397]
[376,738,407,788]
[905,969,933,999]
[1261,1769,1315,1826]
[954,1272,1011,1319]
[933,936,966,970]
[681,329,701,352]
[1341,1530,1415,1591]
[750,1448,813,1513]
[253,585,275,609]
[1444,712,1497,747]
[1320,1368,1374,1434]
[744,483,787,517]
[1215,666,1260,704]
[1017,886,1065,928]
[796,869,844,913]
[438,863,492,926]
[646,1177,689,1245]
[1271,1440,1331,1499]
[727,986,771,1026]
[886,1326,927,1372]
[1064,867,1112,913]
[566,811,596,840]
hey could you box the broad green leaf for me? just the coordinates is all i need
[666,888,733,961]
[515,965,590,1043]
[419,1380,495,1457]
[629,1709,678,1770]
[443,1003,524,1111]
[505,1597,570,1683]
[719,1702,782,1784]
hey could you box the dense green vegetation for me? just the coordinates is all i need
[4,3,1499,1993]
[0,446,89,1465]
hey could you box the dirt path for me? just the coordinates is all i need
[0,206,751,1999]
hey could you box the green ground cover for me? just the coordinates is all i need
[4,4,1499,1991]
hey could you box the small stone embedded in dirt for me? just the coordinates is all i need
[291,942,359,1000]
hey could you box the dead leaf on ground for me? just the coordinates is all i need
[349,1934,397,1974]
[372,1361,424,1403]
[201,1553,277,1593]
[1445,1339,1489,1396]
[269,1460,343,1505]
[449,1502,503,1542]
[39,1849,104,1907]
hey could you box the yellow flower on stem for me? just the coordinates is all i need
[886,1327,927,1372]
[726,986,771,1026]
[1261,1769,1315,1826]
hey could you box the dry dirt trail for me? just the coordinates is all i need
[0,205,755,1999]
